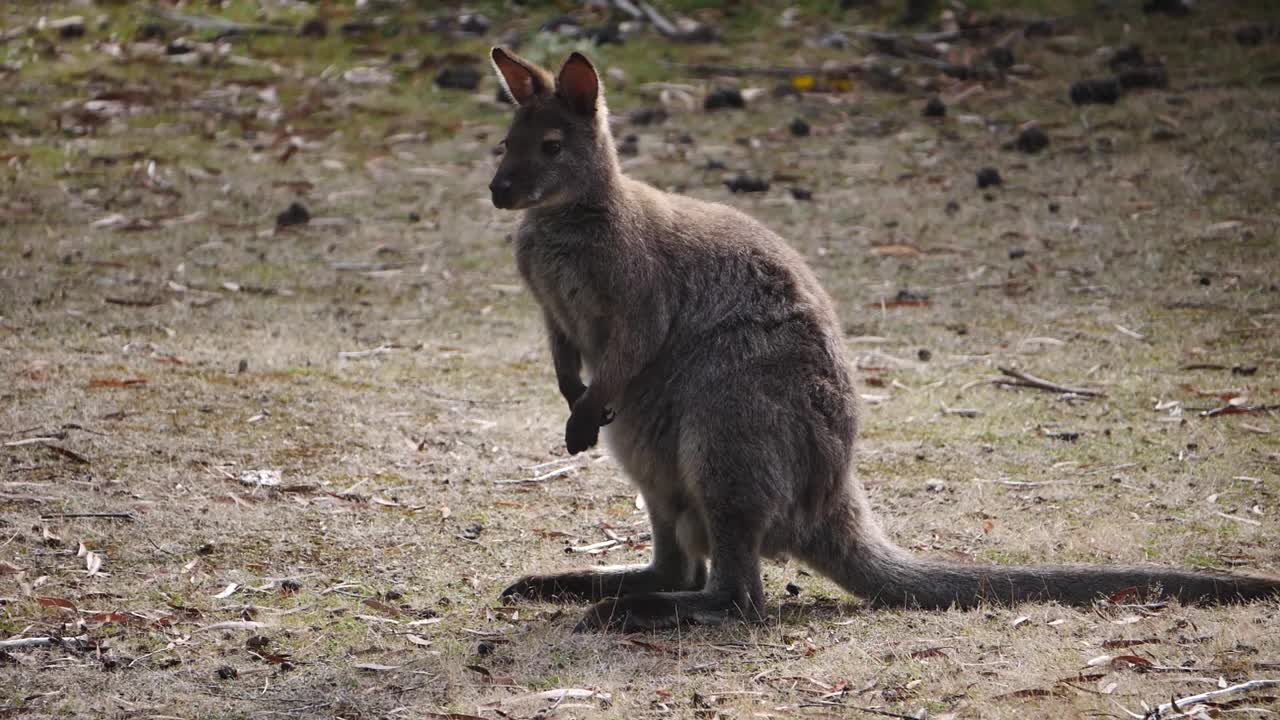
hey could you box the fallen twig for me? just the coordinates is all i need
[146,9,287,37]
[495,466,577,485]
[0,634,90,651]
[940,403,980,418]
[994,367,1104,397]
[1143,679,1280,719]
[39,512,135,521]
[1201,404,1279,418]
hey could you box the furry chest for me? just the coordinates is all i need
[516,245,601,363]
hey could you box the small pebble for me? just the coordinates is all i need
[923,96,947,118]
[477,641,496,657]
[216,666,238,680]
[976,167,1002,189]
[789,117,811,137]
[917,348,932,362]
[1009,247,1026,260]
[785,582,801,597]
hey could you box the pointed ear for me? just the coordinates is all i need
[556,52,600,116]
[491,47,550,105]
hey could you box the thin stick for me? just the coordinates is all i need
[0,635,90,651]
[495,466,576,485]
[39,512,135,521]
[994,366,1104,397]
[1143,679,1280,719]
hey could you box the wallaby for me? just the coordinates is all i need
[486,47,1280,632]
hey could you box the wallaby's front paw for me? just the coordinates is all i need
[599,407,616,426]
[565,408,600,455]
[561,383,587,411]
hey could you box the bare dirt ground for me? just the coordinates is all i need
[2,2,1279,718]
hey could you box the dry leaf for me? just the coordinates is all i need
[213,583,240,599]
[36,596,77,611]
[354,662,402,672]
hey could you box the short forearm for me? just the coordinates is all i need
[548,322,585,407]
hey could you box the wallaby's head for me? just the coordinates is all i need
[488,48,617,211]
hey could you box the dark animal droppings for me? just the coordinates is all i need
[276,202,310,228]
[1070,78,1121,105]
[458,13,490,35]
[300,18,327,38]
[1015,127,1049,154]
[789,118,811,137]
[704,88,745,111]
[725,175,770,193]
[1235,25,1264,47]
[435,66,481,91]
[1117,65,1167,90]
[135,22,167,41]
[976,167,1002,189]
[986,47,1014,71]
[1143,0,1190,16]
[1109,45,1145,71]
[923,96,947,117]
[789,187,813,201]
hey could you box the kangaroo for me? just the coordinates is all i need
[486,47,1280,632]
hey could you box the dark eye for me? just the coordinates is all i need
[541,139,562,156]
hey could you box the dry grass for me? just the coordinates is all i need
[2,1,1279,718]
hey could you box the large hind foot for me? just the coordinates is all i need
[502,564,706,603]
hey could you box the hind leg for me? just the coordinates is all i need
[574,438,774,631]
[501,487,706,603]
[574,524,766,631]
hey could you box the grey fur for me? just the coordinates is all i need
[487,48,1280,632]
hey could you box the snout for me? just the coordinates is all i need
[489,177,516,210]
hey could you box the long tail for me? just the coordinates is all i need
[802,497,1280,609]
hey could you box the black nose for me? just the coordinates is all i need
[490,178,514,208]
